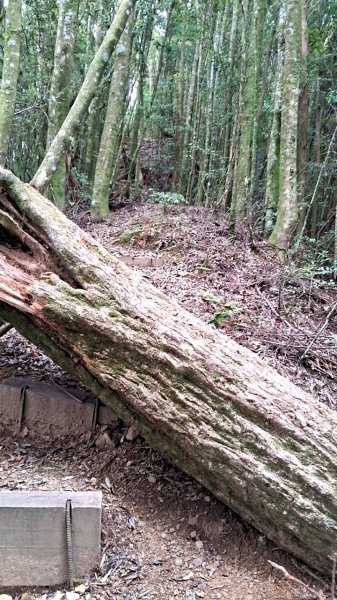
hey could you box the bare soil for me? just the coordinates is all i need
[0,202,336,600]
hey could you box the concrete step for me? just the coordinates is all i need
[0,377,118,438]
[0,491,102,587]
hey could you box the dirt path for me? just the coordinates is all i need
[0,435,327,600]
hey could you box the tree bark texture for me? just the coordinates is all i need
[268,0,301,257]
[0,0,22,167]
[1,167,337,575]
[46,0,79,209]
[264,6,284,235]
[91,10,134,218]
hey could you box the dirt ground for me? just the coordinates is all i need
[0,201,336,600]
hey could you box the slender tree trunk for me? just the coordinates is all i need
[229,0,249,223]
[247,0,267,215]
[268,0,301,260]
[2,166,337,576]
[83,0,105,188]
[172,34,185,190]
[310,76,321,239]
[264,7,284,235]
[296,0,308,233]
[230,0,254,228]
[231,0,266,230]
[221,0,238,193]
[46,0,79,210]
[91,11,134,219]
[31,0,137,193]
[126,12,154,195]
[196,4,217,207]
[186,57,203,204]
[0,0,22,167]
[179,39,200,196]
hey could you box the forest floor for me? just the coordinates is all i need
[0,201,336,600]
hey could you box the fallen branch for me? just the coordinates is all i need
[300,300,337,362]
[268,561,326,599]
[0,321,12,337]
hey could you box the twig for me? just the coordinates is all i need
[300,299,337,361]
[255,284,302,333]
[0,322,13,337]
[268,560,325,599]
[296,124,337,248]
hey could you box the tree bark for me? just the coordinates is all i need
[46,0,79,209]
[1,166,337,575]
[268,0,301,259]
[0,0,22,167]
[264,6,284,235]
[91,9,134,219]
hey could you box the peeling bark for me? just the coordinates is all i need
[1,167,337,575]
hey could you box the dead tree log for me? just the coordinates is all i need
[1,167,337,575]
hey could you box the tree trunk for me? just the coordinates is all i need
[91,10,134,219]
[230,0,256,229]
[46,0,79,210]
[83,0,105,189]
[1,166,337,576]
[0,0,22,167]
[296,0,308,233]
[268,0,301,259]
[264,6,284,235]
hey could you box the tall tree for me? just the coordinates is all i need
[264,6,283,235]
[296,0,308,232]
[46,0,79,209]
[231,0,266,230]
[0,0,22,167]
[268,0,301,259]
[83,0,105,187]
[91,8,134,218]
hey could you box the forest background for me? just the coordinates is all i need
[0,0,336,274]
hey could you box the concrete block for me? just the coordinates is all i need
[0,378,119,438]
[0,491,102,587]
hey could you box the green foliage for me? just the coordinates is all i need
[208,302,244,328]
[196,263,212,273]
[148,191,188,205]
[292,236,336,281]
[201,290,223,303]
[327,334,337,347]
[119,224,143,244]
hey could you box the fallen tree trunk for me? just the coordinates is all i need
[1,167,337,575]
